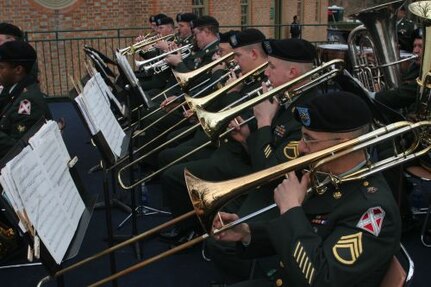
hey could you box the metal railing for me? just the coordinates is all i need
[25,23,355,97]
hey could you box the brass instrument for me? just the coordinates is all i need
[410,1,431,120]
[135,44,194,74]
[195,59,345,138]
[119,33,175,56]
[347,0,406,92]
[36,120,431,286]
[116,63,268,189]
[172,52,235,90]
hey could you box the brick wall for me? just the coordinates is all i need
[0,0,329,96]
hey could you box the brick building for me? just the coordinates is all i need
[0,0,329,95]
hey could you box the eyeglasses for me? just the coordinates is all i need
[301,135,346,145]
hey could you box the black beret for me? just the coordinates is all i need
[229,28,265,48]
[0,40,36,63]
[190,16,219,29]
[156,16,174,26]
[262,38,315,63]
[150,13,168,23]
[413,28,423,39]
[0,22,23,39]
[176,13,197,23]
[293,91,372,132]
[219,30,239,43]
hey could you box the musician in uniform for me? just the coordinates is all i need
[0,22,24,46]
[175,13,197,46]
[159,28,267,243]
[372,27,423,114]
[207,38,319,284]
[0,40,51,158]
[213,91,401,287]
[397,6,415,52]
[156,29,238,167]
[135,16,221,165]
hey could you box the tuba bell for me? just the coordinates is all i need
[347,0,406,92]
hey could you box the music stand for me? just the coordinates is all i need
[114,52,171,230]
[69,74,142,262]
[0,119,96,287]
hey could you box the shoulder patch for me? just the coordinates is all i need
[356,206,385,237]
[283,141,300,160]
[18,99,31,115]
[332,232,363,265]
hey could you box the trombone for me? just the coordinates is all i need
[116,62,269,189]
[119,59,345,189]
[135,44,193,74]
[36,120,431,286]
[195,59,345,138]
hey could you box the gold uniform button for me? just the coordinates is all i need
[275,278,283,286]
[279,261,284,268]
[363,181,369,187]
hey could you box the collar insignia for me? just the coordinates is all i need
[356,206,385,237]
[17,124,26,132]
[332,232,363,265]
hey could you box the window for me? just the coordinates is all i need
[192,0,208,17]
[315,0,321,22]
[32,0,78,9]
[240,0,249,30]
[297,0,302,18]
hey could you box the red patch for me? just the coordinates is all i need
[18,100,31,115]
[356,207,385,237]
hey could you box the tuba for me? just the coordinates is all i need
[409,1,431,121]
[347,0,405,92]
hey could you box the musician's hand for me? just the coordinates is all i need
[274,171,310,215]
[226,71,242,92]
[254,98,279,128]
[155,40,170,52]
[183,109,197,123]
[160,96,179,111]
[165,53,182,66]
[134,34,147,43]
[212,212,251,243]
[228,116,250,144]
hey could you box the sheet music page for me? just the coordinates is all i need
[9,146,75,264]
[0,167,27,232]
[93,72,125,116]
[82,75,126,158]
[29,120,85,227]
[74,94,98,134]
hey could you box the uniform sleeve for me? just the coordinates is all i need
[375,82,417,110]
[246,119,302,171]
[0,92,49,159]
[236,221,276,259]
[266,206,399,287]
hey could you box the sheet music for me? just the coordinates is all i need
[28,120,85,227]
[0,121,86,264]
[80,75,126,158]
[8,146,75,264]
[93,72,125,117]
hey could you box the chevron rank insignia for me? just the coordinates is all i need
[356,206,385,237]
[332,232,363,265]
[283,141,300,160]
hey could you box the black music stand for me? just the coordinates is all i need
[69,82,142,264]
[114,52,170,230]
[0,119,96,287]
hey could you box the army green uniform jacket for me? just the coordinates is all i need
[0,76,51,159]
[237,173,401,287]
